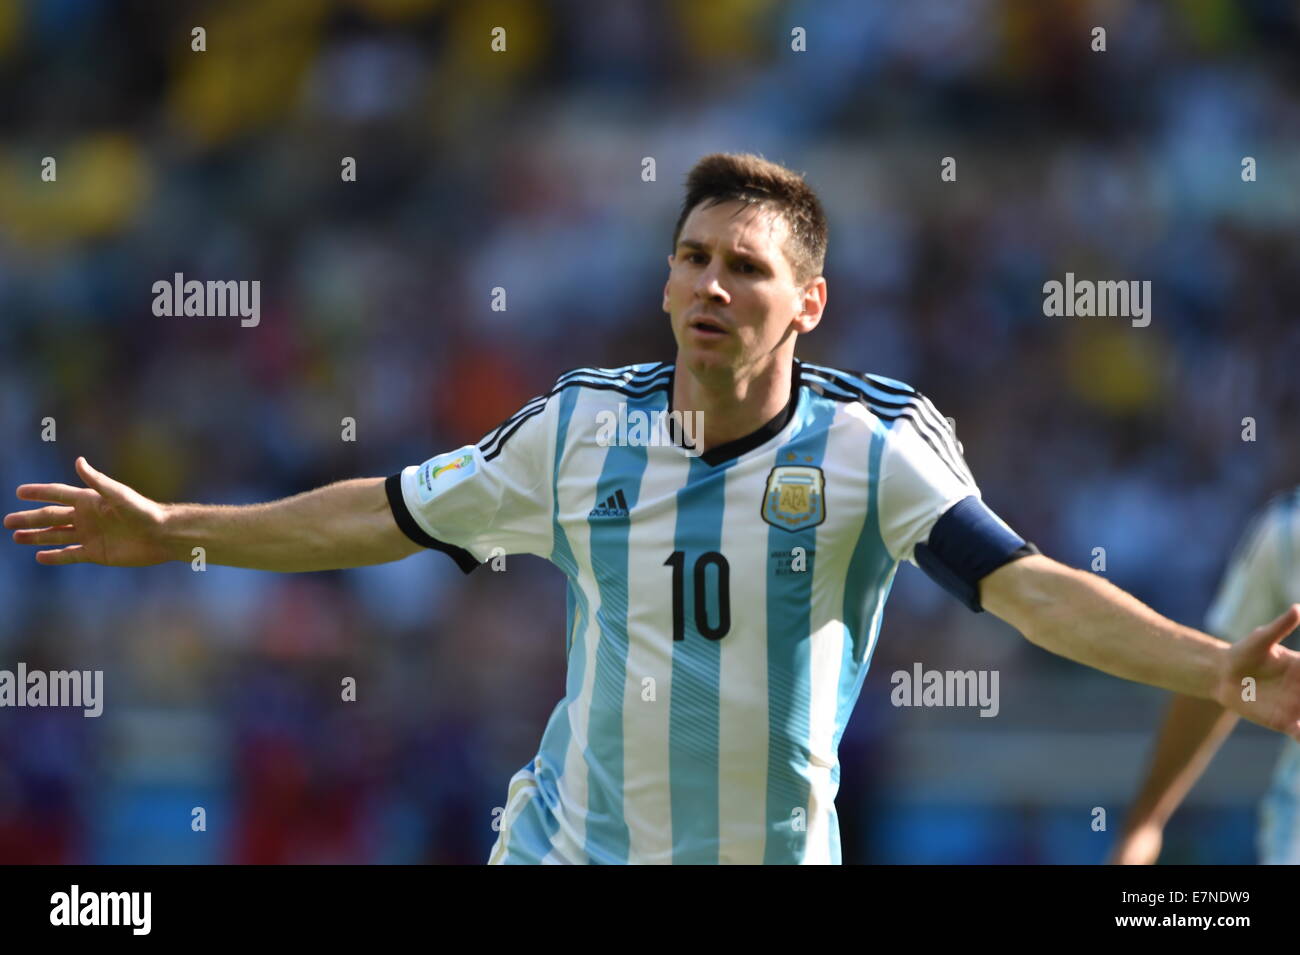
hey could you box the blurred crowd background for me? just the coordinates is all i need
[2,0,1299,864]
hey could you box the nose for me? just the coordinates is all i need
[694,262,729,303]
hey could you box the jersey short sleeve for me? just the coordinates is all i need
[1205,499,1289,641]
[874,397,1037,612]
[876,406,980,564]
[386,391,557,572]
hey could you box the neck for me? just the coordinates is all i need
[672,353,796,454]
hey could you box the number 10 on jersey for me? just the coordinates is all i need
[664,551,731,641]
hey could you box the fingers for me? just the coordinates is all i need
[1249,604,1300,650]
[33,544,88,565]
[4,505,76,530]
[11,460,116,511]
[12,525,78,546]
[13,483,87,506]
[76,457,126,498]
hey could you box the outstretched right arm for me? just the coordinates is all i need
[5,456,422,572]
[9,379,563,574]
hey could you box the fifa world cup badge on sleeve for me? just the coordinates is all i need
[416,448,477,504]
[761,465,826,531]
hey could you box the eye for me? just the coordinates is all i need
[687,252,707,264]
[736,261,757,274]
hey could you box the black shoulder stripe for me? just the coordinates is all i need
[480,372,673,461]
[804,362,918,400]
[800,376,977,488]
[909,389,972,480]
[482,405,548,462]
[872,412,973,487]
[899,391,975,487]
[803,367,975,486]
[803,372,949,465]
[478,395,548,451]
[478,364,672,452]
[802,371,974,487]
[556,375,672,398]
[860,374,915,398]
[556,362,671,386]
[477,367,671,454]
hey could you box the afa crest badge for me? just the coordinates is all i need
[761,465,825,532]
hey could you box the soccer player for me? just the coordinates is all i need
[8,153,1300,865]
[1111,489,1300,865]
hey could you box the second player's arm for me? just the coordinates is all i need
[1108,695,1239,863]
[1108,503,1284,862]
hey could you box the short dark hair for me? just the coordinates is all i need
[671,153,828,285]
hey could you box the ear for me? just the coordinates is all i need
[662,255,674,312]
[792,276,827,334]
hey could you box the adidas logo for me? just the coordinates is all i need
[589,489,630,519]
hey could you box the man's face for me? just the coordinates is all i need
[663,199,825,378]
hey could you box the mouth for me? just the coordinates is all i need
[688,316,729,337]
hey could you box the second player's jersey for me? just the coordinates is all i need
[388,358,1018,864]
[1204,487,1300,862]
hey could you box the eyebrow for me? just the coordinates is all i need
[676,238,768,264]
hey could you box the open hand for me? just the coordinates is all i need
[4,457,171,567]
[1216,605,1300,741]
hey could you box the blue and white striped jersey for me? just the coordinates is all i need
[1204,488,1300,864]
[387,358,1023,864]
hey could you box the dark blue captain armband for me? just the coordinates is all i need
[913,495,1040,613]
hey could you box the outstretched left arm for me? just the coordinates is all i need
[979,554,1300,741]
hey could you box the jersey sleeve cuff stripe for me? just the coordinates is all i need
[384,472,481,574]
